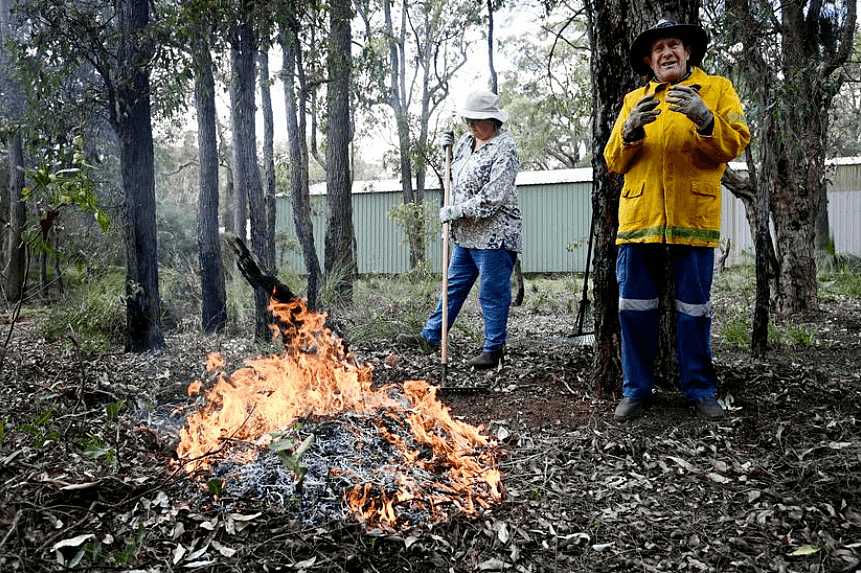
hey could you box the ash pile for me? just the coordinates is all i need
[174,287,503,532]
[209,407,495,529]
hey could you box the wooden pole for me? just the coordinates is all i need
[441,144,453,385]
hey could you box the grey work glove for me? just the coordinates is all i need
[667,84,714,133]
[438,131,455,150]
[439,204,464,223]
[622,94,660,142]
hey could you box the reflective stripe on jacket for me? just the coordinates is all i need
[603,67,751,248]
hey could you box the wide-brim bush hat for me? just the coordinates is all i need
[630,19,708,77]
[459,91,509,123]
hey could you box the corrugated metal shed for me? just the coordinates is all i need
[276,169,595,275]
[275,161,861,275]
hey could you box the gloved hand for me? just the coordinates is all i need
[439,204,464,223]
[667,85,713,132]
[438,131,454,150]
[622,94,660,141]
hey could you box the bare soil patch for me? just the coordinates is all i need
[0,289,859,573]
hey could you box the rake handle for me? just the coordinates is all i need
[441,145,453,380]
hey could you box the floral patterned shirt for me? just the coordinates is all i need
[448,128,522,253]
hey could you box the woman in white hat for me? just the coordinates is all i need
[398,90,522,370]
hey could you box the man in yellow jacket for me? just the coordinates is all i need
[603,19,750,422]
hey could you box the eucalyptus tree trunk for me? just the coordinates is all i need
[383,0,421,268]
[280,13,322,310]
[722,0,855,321]
[230,14,269,340]
[721,0,779,356]
[195,41,227,334]
[324,0,357,300]
[587,0,630,395]
[117,0,164,352]
[2,0,27,304]
[486,0,497,93]
[5,133,26,304]
[258,49,277,272]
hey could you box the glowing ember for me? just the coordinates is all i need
[177,296,503,529]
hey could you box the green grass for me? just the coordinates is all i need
[713,260,858,350]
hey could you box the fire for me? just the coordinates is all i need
[177,296,503,529]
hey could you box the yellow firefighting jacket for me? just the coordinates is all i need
[603,67,750,247]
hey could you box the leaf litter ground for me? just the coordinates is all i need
[0,278,859,573]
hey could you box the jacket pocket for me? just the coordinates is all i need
[619,182,646,226]
[690,181,720,225]
[622,182,645,199]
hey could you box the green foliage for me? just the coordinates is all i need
[156,201,198,270]
[114,523,148,566]
[714,262,856,349]
[321,259,356,307]
[20,135,111,255]
[106,400,127,422]
[817,251,861,298]
[783,321,818,346]
[497,11,593,170]
[77,432,119,472]
[226,270,256,328]
[387,202,437,263]
[343,273,439,342]
[270,425,315,485]
[21,410,61,448]
[37,267,126,354]
[208,478,224,496]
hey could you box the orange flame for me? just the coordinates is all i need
[176,296,502,529]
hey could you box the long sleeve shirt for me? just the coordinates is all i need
[449,128,523,253]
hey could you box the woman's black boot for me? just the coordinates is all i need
[468,348,505,370]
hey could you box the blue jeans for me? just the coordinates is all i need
[617,244,716,401]
[422,245,516,352]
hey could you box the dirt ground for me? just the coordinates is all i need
[0,283,859,573]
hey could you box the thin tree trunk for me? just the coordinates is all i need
[5,132,26,303]
[196,41,227,333]
[324,0,357,300]
[486,0,497,93]
[118,0,164,352]
[258,49,277,272]
[230,16,269,340]
[382,0,420,268]
[280,13,322,310]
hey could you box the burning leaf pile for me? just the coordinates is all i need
[176,297,503,531]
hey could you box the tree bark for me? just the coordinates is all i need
[118,0,164,352]
[195,41,227,334]
[486,0,497,93]
[258,49,277,272]
[588,0,631,395]
[324,0,357,300]
[766,0,854,314]
[383,0,421,268]
[280,10,322,310]
[5,132,26,303]
[230,14,269,340]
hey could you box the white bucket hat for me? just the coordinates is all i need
[459,91,509,123]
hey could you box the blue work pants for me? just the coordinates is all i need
[422,245,516,352]
[617,244,717,401]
